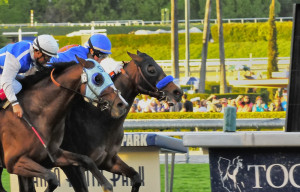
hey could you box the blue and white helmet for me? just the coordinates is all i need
[85,34,112,55]
[33,34,59,58]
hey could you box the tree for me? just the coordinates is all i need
[267,0,279,79]
[278,0,295,17]
[44,0,76,22]
[198,0,211,93]
[171,0,180,78]
[198,0,281,19]
[216,0,227,93]
[0,0,31,23]
[119,0,168,21]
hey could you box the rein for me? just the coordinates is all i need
[50,69,86,97]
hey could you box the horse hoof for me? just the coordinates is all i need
[132,185,141,192]
[102,185,113,192]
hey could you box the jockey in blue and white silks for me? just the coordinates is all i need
[50,34,123,79]
[0,34,59,118]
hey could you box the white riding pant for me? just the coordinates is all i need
[0,74,22,100]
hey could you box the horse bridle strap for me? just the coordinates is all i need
[136,66,165,99]
[50,68,85,96]
[50,68,113,110]
[50,68,100,104]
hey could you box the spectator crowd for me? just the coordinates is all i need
[129,88,287,113]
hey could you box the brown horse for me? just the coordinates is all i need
[0,57,127,192]
[17,51,183,192]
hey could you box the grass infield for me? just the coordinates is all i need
[160,164,211,192]
[1,164,211,192]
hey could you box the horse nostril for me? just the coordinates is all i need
[118,101,127,108]
[174,89,183,96]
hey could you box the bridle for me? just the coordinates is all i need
[50,68,115,111]
[121,60,170,101]
[136,66,166,100]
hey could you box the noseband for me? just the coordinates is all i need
[84,88,121,111]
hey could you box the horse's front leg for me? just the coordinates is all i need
[54,149,113,192]
[106,155,141,192]
[8,156,58,192]
[61,166,88,192]
[18,176,36,192]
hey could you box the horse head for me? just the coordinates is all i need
[126,50,182,103]
[76,57,127,118]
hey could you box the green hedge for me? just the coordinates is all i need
[126,111,286,119]
[0,35,9,47]
[211,22,292,42]
[0,22,292,60]
[55,36,82,48]
[53,33,203,61]
[109,33,203,47]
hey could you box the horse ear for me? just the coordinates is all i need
[127,51,133,57]
[127,51,143,62]
[75,55,86,67]
[137,50,141,54]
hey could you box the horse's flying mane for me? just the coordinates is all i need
[19,61,78,89]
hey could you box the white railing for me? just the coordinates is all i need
[0,17,293,27]
[155,57,290,67]
[124,118,285,131]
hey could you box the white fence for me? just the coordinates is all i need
[155,57,290,67]
[124,118,285,133]
[0,17,293,27]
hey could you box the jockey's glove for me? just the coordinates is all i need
[113,63,124,74]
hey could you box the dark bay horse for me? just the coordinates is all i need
[0,57,127,192]
[17,51,183,192]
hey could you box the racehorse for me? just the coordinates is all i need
[17,50,183,192]
[0,57,127,192]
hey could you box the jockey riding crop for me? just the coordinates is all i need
[22,115,55,163]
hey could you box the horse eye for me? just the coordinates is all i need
[148,65,156,74]
[92,73,104,86]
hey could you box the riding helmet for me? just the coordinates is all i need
[33,34,59,58]
[86,34,112,54]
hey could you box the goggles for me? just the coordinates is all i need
[94,51,108,59]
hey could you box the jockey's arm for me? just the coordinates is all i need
[100,57,123,77]
[1,53,21,104]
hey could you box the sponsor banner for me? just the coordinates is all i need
[209,147,300,192]
[10,150,160,192]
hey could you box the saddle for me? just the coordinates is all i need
[0,100,10,110]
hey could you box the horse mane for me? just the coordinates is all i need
[20,61,78,89]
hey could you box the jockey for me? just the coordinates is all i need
[0,34,59,118]
[50,34,123,78]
